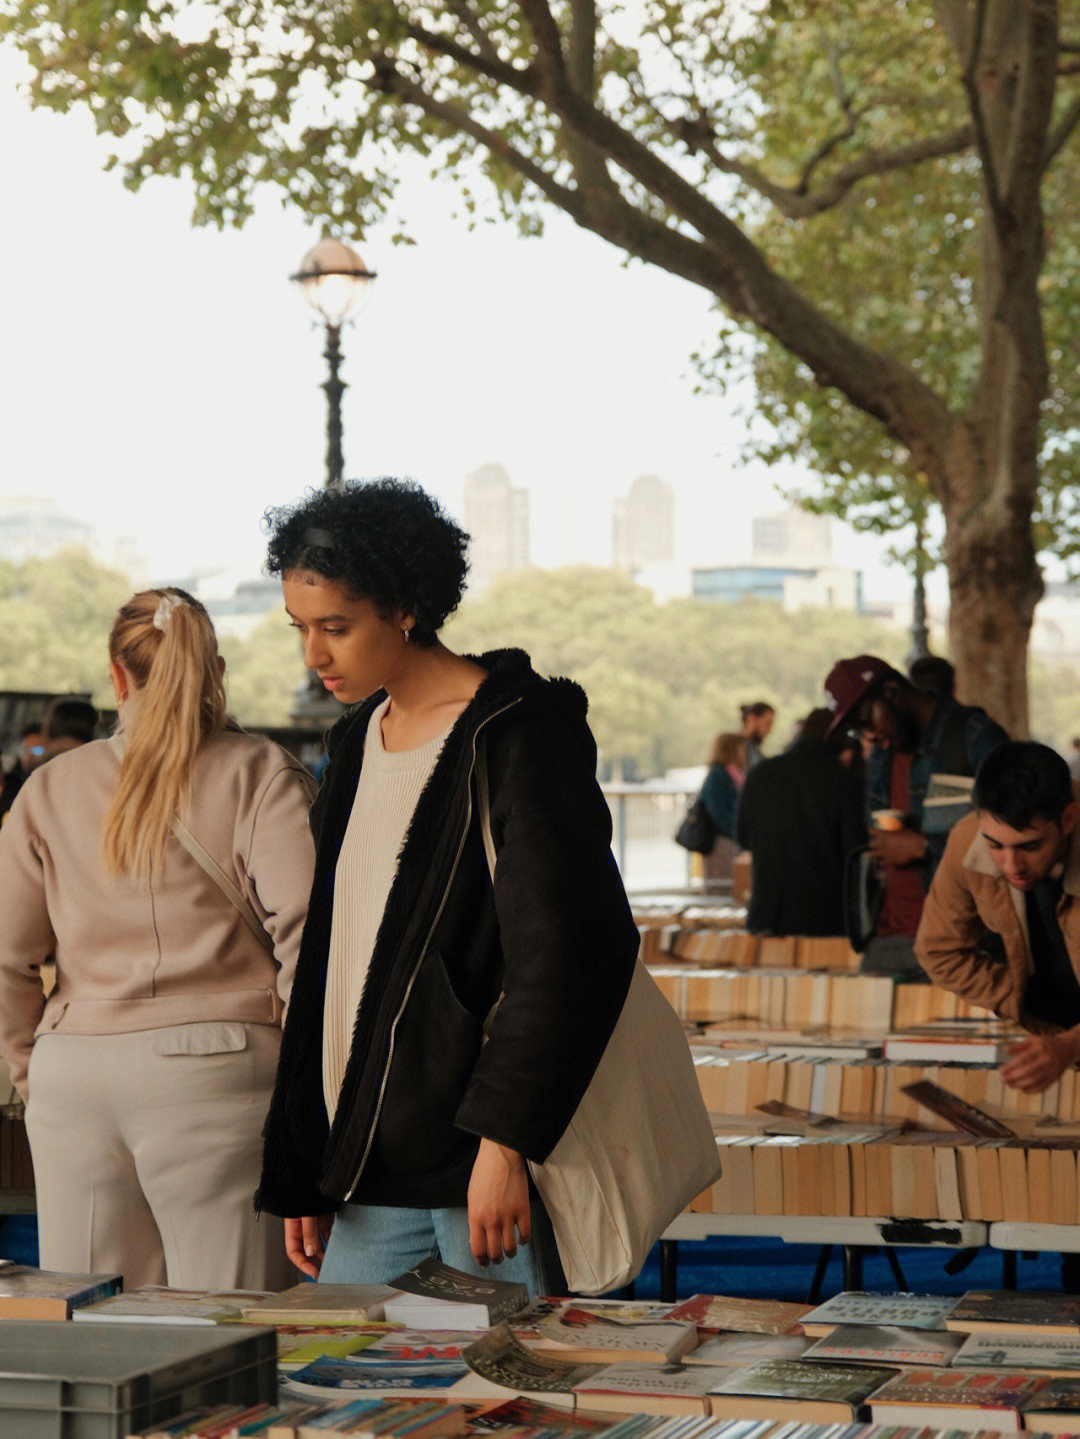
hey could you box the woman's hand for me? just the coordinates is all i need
[284,1214,334,1278]
[467,1138,531,1266]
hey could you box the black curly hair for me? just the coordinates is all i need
[264,478,470,646]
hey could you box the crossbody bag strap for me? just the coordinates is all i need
[107,733,275,956]
[168,816,275,956]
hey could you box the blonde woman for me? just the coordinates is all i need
[0,589,317,1290]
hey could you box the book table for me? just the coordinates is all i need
[659,1211,988,1304]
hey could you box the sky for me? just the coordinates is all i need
[0,47,914,601]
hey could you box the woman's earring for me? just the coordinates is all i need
[402,627,411,643]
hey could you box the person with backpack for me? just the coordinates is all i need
[823,654,1008,976]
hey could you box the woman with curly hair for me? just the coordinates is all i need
[256,478,640,1295]
[0,589,317,1290]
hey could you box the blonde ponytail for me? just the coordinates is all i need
[102,589,227,877]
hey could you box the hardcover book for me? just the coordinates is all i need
[799,1291,958,1337]
[800,1323,965,1367]
[945,1289,1080,1335]
[865,1366,1049,1430]
[662,1295,813,1335]
[383,1259,528,1330]
[0,1261,123,1319]
[706,1358,897,1423]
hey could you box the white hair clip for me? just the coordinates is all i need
[152,593,185,631]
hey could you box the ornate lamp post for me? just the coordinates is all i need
[290,238,376,727]
[291,237,376,490]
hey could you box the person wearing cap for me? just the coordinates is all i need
[824,654,1007,975]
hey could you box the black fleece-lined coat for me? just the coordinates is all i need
[256,649,640,1217]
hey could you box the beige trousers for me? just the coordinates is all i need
[25,1022,292,1292]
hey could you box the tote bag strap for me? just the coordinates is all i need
[107,732,275,956]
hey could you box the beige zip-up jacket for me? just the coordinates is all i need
[915,807,1080,1032]
[0,727,317,1096]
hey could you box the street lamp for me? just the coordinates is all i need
[291,237,376,491]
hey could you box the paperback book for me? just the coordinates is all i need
[570,1363,729,1416]
[899,1079,1016,1138]
[384,1260,528,1330]
[662,1296,813,1335]
[523,1305,698,1364]
[0,1261,123,1319]
[799,1291,958,1337]
[882,1018,1019,1065]
[945,1289,1080,1335]
[1018,1375,1080,1433]
[240,1286,395,1327]
[705,1359,898,1424]
[680,1333,811,1367]
[283,1354,471,1398]
[74,1285,273,1325]
[952,1329,1080,1373]
[799,1323,965,1367]
[463,1325,602,1405]
[865,1366,1049,1431]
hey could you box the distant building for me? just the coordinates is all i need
[0,496,93,563]
[463,464,530,592]
[751,507,833,568]
[613,475,675,572]
[689,506,861,612]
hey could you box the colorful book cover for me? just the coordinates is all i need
[946,1289,1080,1334]
[800,1291,958,1336]
[0,1262,123,1319]
[662,1295,812,1335]
[800,1323,965,1367]
[953,1329,1080,1371]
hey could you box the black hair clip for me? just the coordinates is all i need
[302,527,336,552]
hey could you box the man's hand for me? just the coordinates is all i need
[1000,1031,1080,1093]
[284,1214,334,1279]
[467,1138,531,1266]
[868,826,929,868]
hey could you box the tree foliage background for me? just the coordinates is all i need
[8,550,1080,774]
[3,0,1078,731]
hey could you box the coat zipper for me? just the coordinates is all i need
[342,697,522,1202]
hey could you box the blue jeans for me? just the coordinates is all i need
[319,1200,565,1298]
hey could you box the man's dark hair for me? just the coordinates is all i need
[42,697,99,744]
[264,478,469,647]
[19,719,43,740]
[974,740,1073,828]
[908,654,956,699]
[740,701,775,720]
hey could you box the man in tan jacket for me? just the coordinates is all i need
[916,740,1080,1095]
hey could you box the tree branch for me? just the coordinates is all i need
[696,126,975,219]
[445,0,500,65]
[515,0,567,89]
[1045,90,1080,165]
[405,21,536,95]
[959,0,1006,230]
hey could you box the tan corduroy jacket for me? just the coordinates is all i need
[915,808,1080,1032]
[0,727,317,1096]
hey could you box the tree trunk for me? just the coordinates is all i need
[944,488,1043,736]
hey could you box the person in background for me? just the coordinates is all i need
[0,588,317,1291]
[698,731,748,886]
[824,654,1007,977]
[0,721,46,827]
[908,653,956,700]
[739,701,775,770]
[41,696,100,755]
[736,708,866,936]
[1069,737,1080,782]
[256,479,639,1297]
